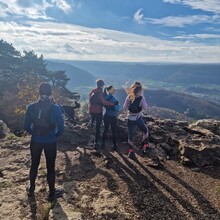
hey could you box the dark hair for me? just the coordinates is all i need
[39,82,52,96]
[96,79,105,87]
[104,85,113,96]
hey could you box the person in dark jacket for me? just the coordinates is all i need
[101,85,120,151]
[24,82,64,201]
[88,79,115,149]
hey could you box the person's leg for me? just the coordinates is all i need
[110,116,117,147]
[127,120,136,158]
[136,117,149,142]
[136,117,150,154]
[95,113,103,144]
[29,141,43,194]
[90,113,95,128]
[102,115,110,148]
[44,142,57,200]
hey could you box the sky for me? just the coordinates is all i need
[0,0,220,63]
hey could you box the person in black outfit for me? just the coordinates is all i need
[24,83,64,201]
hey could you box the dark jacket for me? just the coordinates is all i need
[24,101,64,143]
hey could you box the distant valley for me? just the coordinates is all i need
[47,60,220,120]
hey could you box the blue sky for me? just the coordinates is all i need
[0,0,220,63]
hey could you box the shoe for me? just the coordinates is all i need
[128,150,136,159]
[142,143,150,154]
[48,191,55,201]
[27,185,35,197]
[112,145,118,151]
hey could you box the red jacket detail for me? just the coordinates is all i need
[88,87,114,113]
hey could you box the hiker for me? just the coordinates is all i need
[101,85,120,151]
[24,82,64,201]
[123,81,149,159]
[88,79,116,149]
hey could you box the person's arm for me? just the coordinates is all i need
[55,105,64,137]
[123,96,130,111]
[99,92,115,107]
[24,105,33,134]
[141,97,148,113]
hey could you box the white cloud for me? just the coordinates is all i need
[0,21,220,63]
[133,8,144,24]
[174,33,220,39]
[51,0,72,14]
[0,0,73,20]
[140,14,218,27]
[163,0,220,14]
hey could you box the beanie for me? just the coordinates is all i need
[39,82,52,96]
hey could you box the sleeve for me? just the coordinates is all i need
[55,105,64,137]
[141,97,148,112]
[88,89,94,102]
[24,105,33,134]
[99,92,115,107]
[123,96,130,111]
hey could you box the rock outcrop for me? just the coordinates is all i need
[1,116,220,220]
[117,114,220,167]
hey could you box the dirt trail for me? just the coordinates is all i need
[0,136,220,220]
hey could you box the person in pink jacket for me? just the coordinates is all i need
[123,81,149,159]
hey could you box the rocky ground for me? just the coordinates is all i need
[0,117,220,220]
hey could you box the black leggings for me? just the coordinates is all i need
[102,115,117,145]
[29,141,57,192]
[91,113,103,143]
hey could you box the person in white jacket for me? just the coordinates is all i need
[123,81,149,159]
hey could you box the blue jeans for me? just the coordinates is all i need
[128,117,148,141]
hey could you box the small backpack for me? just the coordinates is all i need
[32,101,56,136]
[128,96,143,113]
[90,91,102,106]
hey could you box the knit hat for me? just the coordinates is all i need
[96,79,105,88]
[39,82,52,96]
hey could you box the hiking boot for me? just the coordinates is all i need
[112,145,118,151]
[128,150,136,159]
[48,191,55,202]
[27,185,35,197]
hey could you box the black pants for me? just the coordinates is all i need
[90,113,103,143]
[102,115,117,146]
[29,141,57,192]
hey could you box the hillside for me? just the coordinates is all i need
[115,89,220,120]
[46,60,96,88]
[0,116,220,219]
[61,61,220,85]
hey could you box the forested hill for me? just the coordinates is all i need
[46,60,95,88]
[63,61,220,85]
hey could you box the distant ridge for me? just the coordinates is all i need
[60,60,220,85]
[46,60,96,88]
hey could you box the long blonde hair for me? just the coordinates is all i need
[125,81,143,102]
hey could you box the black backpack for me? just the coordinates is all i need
[32,101,56,136]
[90,91,102,106]
[128,96,143,113]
